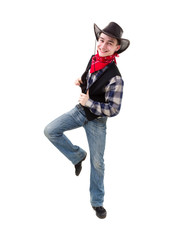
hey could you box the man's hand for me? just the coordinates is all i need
[79,90,89,106]
[75,78,82,86]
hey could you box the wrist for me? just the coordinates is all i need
[85,99,93,108]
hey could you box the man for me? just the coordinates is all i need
[44,22,130,219]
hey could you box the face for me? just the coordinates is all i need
[97,33,120,57]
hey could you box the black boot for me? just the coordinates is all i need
[92,206,107,219]
[75,155,86,176]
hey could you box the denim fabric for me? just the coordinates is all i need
[44,104,107,207]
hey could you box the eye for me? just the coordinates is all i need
[99,38,104,43]
[108,42,113,46]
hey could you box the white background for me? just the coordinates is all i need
[0,0,179,239]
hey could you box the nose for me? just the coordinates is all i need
[101,42,107,50]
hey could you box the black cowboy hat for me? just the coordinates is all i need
[94,22,130,54]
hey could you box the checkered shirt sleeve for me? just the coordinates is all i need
[85,75,124,117]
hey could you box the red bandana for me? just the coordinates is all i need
[90,51,119,73]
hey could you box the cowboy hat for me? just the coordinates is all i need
[94,22,130,54]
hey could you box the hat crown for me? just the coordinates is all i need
[102,22,123,39]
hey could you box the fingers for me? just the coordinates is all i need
[78,92,89,106]
[75,78,82,86]
[74,80,79,86]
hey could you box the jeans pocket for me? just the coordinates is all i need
[75,104,88,125]
[94,117,107,128]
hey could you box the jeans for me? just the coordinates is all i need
[44,104,107,207]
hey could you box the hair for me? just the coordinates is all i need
[117,39,121,46]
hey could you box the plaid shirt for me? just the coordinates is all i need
[85,64,124,117]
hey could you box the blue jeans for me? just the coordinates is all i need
[44,104,107,207]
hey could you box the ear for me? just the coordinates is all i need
[116,45,121,52]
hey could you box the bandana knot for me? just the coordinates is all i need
[90,51,119,73]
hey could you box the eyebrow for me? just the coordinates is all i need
[99,36,115,44]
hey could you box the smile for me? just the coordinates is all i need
[99,49,108,53]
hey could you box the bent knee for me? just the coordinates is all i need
[44,123,63,139]
[44,124,52,139]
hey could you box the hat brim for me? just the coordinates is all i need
[94,23,130,54]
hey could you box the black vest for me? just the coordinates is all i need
[80,56,121,121]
